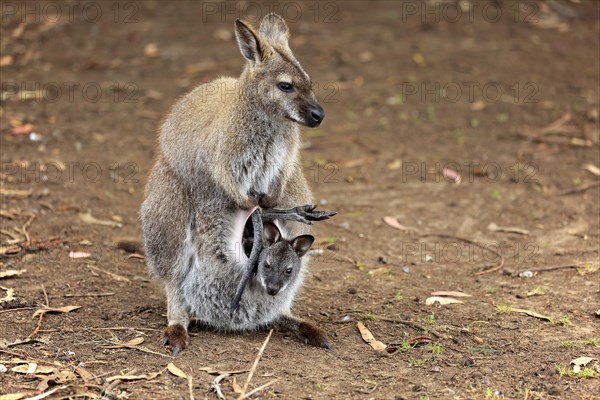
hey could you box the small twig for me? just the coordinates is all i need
[1,229,22,241]
[0,307,37,315]
[42,285,49,306]
[474,258,505,276]
[64,292,115,298]
[0,348,65,367]
[85,326,159,332]
[29,285,49,338]
[98,338,171,358]
[29,313,44,338]
[239,329,273,400]
[421,233,505,276]
[558,181,600,196]
[326,250,359,266]
[513,263,594,275]
[86,264,130,282]
[103,368,137,395]
[188,375,194,400]
[20,213,36,245]
[211,373,230,400]
[241,378,280,399]
[376,317,441,339]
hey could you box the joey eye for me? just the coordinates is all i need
[264,263,271,269]
[285,267,293,275]
[277,82,295,93]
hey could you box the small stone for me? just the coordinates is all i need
[463,357,475,367]
[402,266,410,273]
[29,132,43,142]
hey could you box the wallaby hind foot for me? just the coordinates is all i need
[276,314,331,350]
[162,324,188,356]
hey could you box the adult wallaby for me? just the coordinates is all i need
[141,13,328,354]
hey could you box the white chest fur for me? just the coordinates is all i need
[237,140,288,198]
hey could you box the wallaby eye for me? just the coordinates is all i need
[277,82,295,93]
[264,263,271,269]
[285,267,293,275]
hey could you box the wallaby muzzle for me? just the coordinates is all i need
[302,102,325,128]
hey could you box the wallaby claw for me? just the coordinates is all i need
[322,341,333,351]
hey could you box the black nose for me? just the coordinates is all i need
[267,284,279,296]
[307,104,325,127]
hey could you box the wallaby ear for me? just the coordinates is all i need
[263,222,281,246]
[235,19,263,64]
[291,235,314,258]
[259,13,289,45]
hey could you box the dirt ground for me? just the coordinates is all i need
[1,1,599,399]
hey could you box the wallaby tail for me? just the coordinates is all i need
[116,240,144,254]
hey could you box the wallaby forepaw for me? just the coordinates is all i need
[296,205,336,222]
[162,324,189,355]
[298,322,331,350]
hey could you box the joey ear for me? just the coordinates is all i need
[235,19,263,64]
[259,13,290,45]
[263,222,281,246]
[291,235,314,258]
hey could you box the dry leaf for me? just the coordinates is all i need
[167,363,188,379]
[20,385,96,400]
[74,366,95,382]
[86,264,129,282]
[0,246,22,256]
[105,369,163,383]
[430,291,471,297]
[571,356,596,373]
[144,43,160,58]
[487,222,530,236]
[12,363,56,375]
[425,296,464,305]
[412,53,426,66]
[9,124,33,135]
[68,251,91,259]
[213,28,233,41]
[0,269,26,279]
[184,61,217,76]
[583,164,600,177]
[232,376,243,394]
[101,337,144,349]
[55,370,76,383]
[79,211,122,228]
[356,321,386,351]
[470,101,485,111]
[198,367,249,375]
[383,216,412,232]
[0,187,32,197]
[0,338,35,347]
[0,394,30,400]
[32,305,81,318]
[442,167,462,184]
[387,159,402,170]
[0,55,14,66]
[338,157,376,168]
[510,307,553,322]
[0,287,15,302]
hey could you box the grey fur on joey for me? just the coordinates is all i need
[231,205,336,313]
